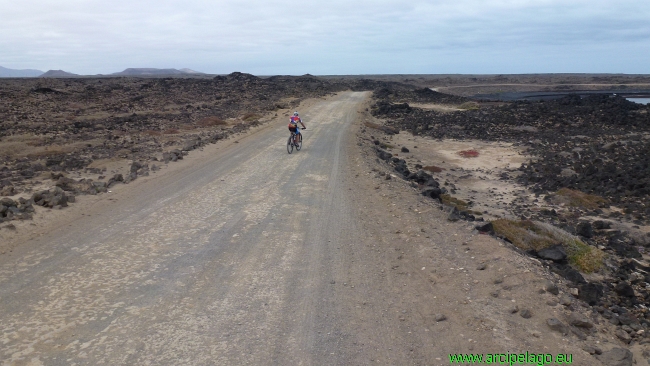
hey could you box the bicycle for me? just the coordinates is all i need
[287,129,305,154]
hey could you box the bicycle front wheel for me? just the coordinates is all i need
[287,135,294,154]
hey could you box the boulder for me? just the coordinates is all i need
[550,263,586,284]
[546,318,569,335]
[0,197,17,207]
[578,282,603,305]
[421,187,442,200]
[475,222,495,235]
[536,244,567,262]
[447,207,461,222]
[544,280,559,295]
[130,161,142,173]
[576,222,594,238]
[596,348,633,366]
[375,149,392,161]
[567,312,594,328]
[615,283,635,298]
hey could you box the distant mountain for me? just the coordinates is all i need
[112,68,205,76]
[40,70,79,78]
[0,66,44,77]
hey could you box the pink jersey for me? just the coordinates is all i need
[289,116,302,125]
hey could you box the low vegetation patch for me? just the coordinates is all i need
[143,130,162,136]
[242,113,261,122]
[551,188,608,210]
[364,121,399,135]
[441,194,469,211]
[423,165,444,173]
[492,219,604,273]
[458,101,480,110]
[458,149,479,158]
[197,116,227,127]
[440,194,481,215]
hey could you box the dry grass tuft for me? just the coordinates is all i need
[458,101,480,110]
[458,149,479,158]
[440,194,481,215]
[197,116,227,127]
[492,219,605,273]
[551,188,607,210]
[423,165,444,173]
[441,194,469,211]
[25,149,68,159]
[242,113,261,122]
[143,130,162,136]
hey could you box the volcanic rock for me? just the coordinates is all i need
[536,244,567,262]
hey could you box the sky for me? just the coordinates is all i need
[1,0,649,75]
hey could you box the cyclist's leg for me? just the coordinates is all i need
[294,127,300,144]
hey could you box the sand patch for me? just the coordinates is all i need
[381,131,532,219]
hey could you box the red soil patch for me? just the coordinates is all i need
[458,149,479,158]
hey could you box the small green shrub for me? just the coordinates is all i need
[458,102,480,110]
[492,219,605,273]
[551,188,607,210]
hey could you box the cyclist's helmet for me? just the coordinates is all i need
[293,112,299,116]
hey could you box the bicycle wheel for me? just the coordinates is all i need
[287,135,293,154]
[295,133,302,151]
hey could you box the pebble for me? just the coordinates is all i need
[616,329,632,343]
[435,314,447,322]
[476,263,487,270]
[544,280,559,295]
[546,318,569,335]
[559,295,573,306]
[520,309,532,319]
[567,312,594,328]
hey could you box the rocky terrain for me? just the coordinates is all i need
[0,74,412,224]
[363,83,650,361]
[4,73,650,363]
[0,73,375,223]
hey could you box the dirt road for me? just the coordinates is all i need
[1,92,606,365]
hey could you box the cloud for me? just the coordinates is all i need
[0,0,648,74]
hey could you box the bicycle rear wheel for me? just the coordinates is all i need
[295,133,302,151]
[287,135,294,154]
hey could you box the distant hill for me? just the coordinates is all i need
[179,68,204,74]
[40,70,79,78]
[112,68,205,76]
[0,66,44,77]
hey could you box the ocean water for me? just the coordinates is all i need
[626,98,650,105]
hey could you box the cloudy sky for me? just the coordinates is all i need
[1,0,649,75]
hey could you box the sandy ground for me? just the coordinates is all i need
[370,130,532,221]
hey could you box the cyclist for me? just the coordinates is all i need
[288,111,306,145]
